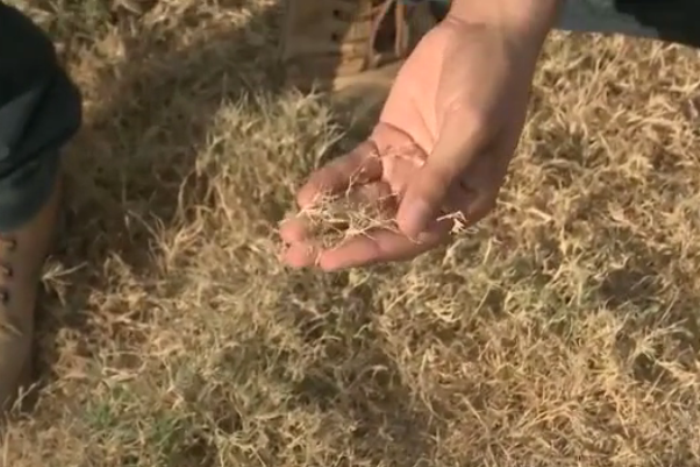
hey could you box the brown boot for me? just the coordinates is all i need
[280,0,438,97]
[0,175,62,412]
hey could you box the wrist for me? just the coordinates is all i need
[447,0,560,45]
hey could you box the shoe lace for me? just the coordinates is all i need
[333,0,413,69]
[0,236,15,303]
[369,0,411,67]
[0,235,19,336]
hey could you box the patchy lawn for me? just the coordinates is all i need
[4,1,700,466]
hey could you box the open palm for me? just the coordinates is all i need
[281,16,541,271]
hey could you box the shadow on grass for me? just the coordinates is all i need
[7,0,442,464]
[32,0,286,388]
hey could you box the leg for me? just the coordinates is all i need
[0,2,81,412]
[557,0,700,48]
[424,0,700,48]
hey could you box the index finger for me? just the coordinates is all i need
[316,219,453,271]
[297,140,383,208]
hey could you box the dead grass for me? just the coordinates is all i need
[295,188,398,250]
[3,1,700,466]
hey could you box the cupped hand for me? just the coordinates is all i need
[280,14,546,271]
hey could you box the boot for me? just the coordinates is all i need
[0,175,62,412]
[280,0,440,97]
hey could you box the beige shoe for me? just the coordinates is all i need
[0,175,62,412]
[280,0,438,97]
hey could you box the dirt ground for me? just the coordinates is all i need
[3,1,700,466]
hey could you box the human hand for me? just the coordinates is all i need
[280,10,552,271]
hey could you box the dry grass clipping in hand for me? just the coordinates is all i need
[293,184,400,249]
[291,142,473,249]
[290,178,472,250]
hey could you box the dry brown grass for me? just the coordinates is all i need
[3,1,700,466]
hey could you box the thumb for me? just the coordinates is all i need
[396,111,491,237]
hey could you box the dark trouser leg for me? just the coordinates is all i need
[427,0,700,49]
[558,0,700,48]
[0,2,82,232]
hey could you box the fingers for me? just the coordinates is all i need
[281,224,449,271]
[281,182,394,241]
[315,220,452,271]
[296,140,383,209]
[282,241,319,269]
[282,156,500,271]
[280,178,452,271]
[440,179,496,226]
[280,181,396,269]
[396,111,494,237]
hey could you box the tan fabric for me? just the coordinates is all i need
[280,0,437,93]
